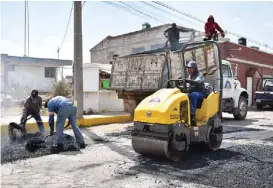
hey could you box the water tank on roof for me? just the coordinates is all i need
[142,22,151,29]
[238,37,247,46]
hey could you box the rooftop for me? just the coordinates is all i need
[90,24,172,51]
[1,54,72,67]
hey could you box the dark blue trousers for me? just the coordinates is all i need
[188,92,206,116]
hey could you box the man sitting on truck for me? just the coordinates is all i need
[164,23,194,51]
[186,61,206,125]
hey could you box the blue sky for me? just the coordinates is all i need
[1,0,273,73]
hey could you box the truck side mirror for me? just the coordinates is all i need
[234,64,238,80]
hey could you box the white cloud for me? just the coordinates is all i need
[0,36,90,64]
[264,22,273,29]
[232,17,240,22]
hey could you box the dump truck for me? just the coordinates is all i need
[109,41,248,120]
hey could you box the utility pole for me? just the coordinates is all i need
[73,1,83,119]
[24,1,26,56]
[27,1,29,56]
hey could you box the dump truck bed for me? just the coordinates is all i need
[110,43,219,93]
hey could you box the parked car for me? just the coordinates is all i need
[255,77,273,110]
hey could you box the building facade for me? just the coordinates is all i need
[90,23,204,64]
[1,54,72,99]
[218,41,273,105]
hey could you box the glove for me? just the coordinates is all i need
[221,32,225,38]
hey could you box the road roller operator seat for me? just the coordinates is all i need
[195,83,220,122]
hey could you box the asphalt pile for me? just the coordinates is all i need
[1,132,81,164]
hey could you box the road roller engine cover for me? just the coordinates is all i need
[131,41,224,161]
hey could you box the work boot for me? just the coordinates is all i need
[77,142,86,149]
[191,115,197,126]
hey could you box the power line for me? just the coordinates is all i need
[152,1,273,50]
[128,1,170,23]
[140,1,202,30]
[58,2,73,55]
[119,1,165,24]
[103,1,154,22]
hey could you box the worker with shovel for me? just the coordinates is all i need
[44,96,85,151]
[20,89,45,134]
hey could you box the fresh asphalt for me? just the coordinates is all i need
[1,110,273,188]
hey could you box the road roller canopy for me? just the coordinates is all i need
[110,41,223,92]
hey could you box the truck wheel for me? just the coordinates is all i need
[256,104,263,110]
[233,96,248,120]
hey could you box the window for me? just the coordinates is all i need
[45,67,56,78]
[132,47,145,54]
[151,43,165,50]
[222,64,232,77]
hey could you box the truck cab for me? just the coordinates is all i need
[221,60,248,120]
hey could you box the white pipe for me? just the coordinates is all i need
[226,58,273,69]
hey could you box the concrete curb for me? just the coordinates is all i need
[1,114,132,136]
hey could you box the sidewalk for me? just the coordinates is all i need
[0,112,132,136]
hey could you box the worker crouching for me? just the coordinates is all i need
[20,89,45,134]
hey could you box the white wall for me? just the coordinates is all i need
[83,67,99,92]
[1,62,4,93]
[98,91,124,112]
[83,92,99,112]
[7,65,56,98]
[83,91,124,112]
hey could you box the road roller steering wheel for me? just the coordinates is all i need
[166,79,200,93]
[166,79,188,93]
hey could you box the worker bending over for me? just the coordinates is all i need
[204,15,225,41]
[21,89,45,133]
[44,96,85,151]
[186,61,206,125]
[164,23,194,51]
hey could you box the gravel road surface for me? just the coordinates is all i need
[1,111,273,188]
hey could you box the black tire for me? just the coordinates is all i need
[205,124,223,151]
[256,103,263,110]
[233,96,248,120]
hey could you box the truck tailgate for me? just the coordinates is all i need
[110,53,166,91]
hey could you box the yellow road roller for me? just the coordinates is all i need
[131,41,224,161]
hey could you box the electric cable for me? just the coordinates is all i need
[58,2,74,55]
[152,1,273,50]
